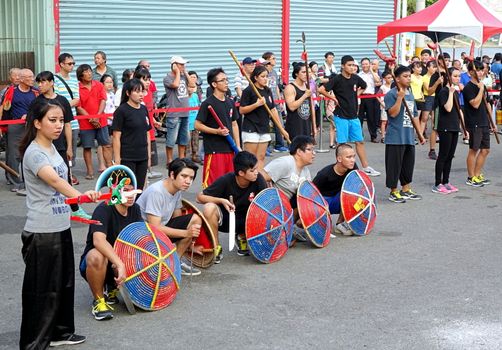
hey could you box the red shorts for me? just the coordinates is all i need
[202,153,234,189]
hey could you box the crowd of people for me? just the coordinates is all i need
[1,48,501,349]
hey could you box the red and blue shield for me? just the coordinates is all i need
[340,170,377,235]
[245,188,294,263]
[114,222,181,311]
[297,181,331,248]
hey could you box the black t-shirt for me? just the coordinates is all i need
[429,71,446,97]
[240,86,275,134]
[312,163,358,197]
[196,94,238,154]
[111,103,151,161]
[323,74,366,119]
[462,81,489,128]
[202,172,267,231]
[437,87,460,132]
[81,202,143,258]
[31,94,73,151]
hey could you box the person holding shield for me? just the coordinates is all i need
[312,143,358,236]
[197,151,267,257]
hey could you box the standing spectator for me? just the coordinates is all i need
[195,68,240,188]
[420,49,432,75]
[0,67,20,103]
[378,70,394,142]
[111,79,151,190]
[101,74,116,127]
[490,53,502,78]
[1,69,38,193]
[187,71,202,164]
[358,57,382,143]
[234,57,256,98]
[54,53,81,185]
[163,56,191,165]
[114,69,134,108]
[262,51,288,152]
[319,51,337,83]
[137,59,158,106]
[77,64,112,180]
[92,51,118,88]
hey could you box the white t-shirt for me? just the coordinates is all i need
[136,180,182,225]
[264,155,311,198]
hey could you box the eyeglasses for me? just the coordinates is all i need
[65,62,75,66]
[304,147,316,153]
[215,78,229,83]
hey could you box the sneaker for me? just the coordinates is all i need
[428,149,437,160]
[16,188,27,196]
[463,138,469,144]
[388,191,406,203]
[50,334,86,347]
[147,170,162,179]
[71,175,79,186]
[91,297,113,321]
[444,183,459,193]
[431,184,451,194]
[72,207,92,220]
[362,166,381,177]
[105,288,119,305]
[292,225,308,242]
[236,237,250,256]
[274,146,289,152]
[180,261,201,276]
[466,177,484,187]
[477,174,491,185]
[334,222,353,236]
[214,245,222,264]
[400,189,422,200]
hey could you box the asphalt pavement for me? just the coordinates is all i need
[1,129,502,350]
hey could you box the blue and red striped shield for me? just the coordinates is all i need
[297,181,331,248]
[340,170,377,235]
[245,188,293,263]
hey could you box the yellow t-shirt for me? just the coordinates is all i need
[422,74,435,97]
[410,74,424,101]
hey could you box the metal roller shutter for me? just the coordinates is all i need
[59,0,283,91]
[289,0,394,71]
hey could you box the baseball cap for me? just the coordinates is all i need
[258,58,270,65]
[242,57,257,65]
[171,56,188,64]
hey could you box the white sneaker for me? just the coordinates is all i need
[180,262,201,276]
[363,166,381,177]
[335,222,354,236]
[147,170,162,179]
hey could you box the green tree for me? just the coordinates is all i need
[408,0,438,16]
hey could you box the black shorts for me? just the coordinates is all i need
[166,213,194,243]
[468,127,490,151]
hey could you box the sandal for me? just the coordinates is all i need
[84,174,94,180]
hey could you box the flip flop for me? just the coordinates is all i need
[85,174,94,180]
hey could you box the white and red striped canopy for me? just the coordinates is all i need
[377,0,502,43]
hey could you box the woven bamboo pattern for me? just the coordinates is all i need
[114,222,181,311]
[245,188,293,263]
[297,181,331,248]
[340,170,377,235]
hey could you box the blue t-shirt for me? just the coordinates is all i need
[384,88,418,145]
[188,93,200,131]
[459,72,471,106]
[10,87,37,119]
[491,62,502,77]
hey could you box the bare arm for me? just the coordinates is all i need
[38,165,82,198]
[64,123,72,160]
[146,213,189,239]
[231,120,241,150]
[112,130,121,164]
[196,192,233,211]
[92,232,126,285]
[284,84,311,111]
[387,90,405,118]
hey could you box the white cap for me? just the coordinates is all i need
[170,56,188,64]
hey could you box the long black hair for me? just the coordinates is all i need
[19,99,64,157]
[120,78,145,105]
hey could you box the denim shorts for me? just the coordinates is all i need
[80,127,111,148]
[165,117,189,148]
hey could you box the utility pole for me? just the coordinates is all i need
[415,0,426,56]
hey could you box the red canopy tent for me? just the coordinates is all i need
[377,0,502,43]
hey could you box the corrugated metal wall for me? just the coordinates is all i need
[59,0,283,91]
[290,0,394,72]
[0,0,55,74]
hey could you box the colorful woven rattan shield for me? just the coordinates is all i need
[340,170,377,235]
[95,165,138,191]
[297,181,331,248]
[245,188,294,263]
[181,199,217,268]
[114,222,181,311]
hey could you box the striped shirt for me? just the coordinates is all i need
[54,74,80,130]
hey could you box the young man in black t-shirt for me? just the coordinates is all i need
[462,60,495,187]
[79,185,143,321]
[197,151,267,256]
[313,143,358,236]
[318,55,381,177]
[195,67,241,188]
